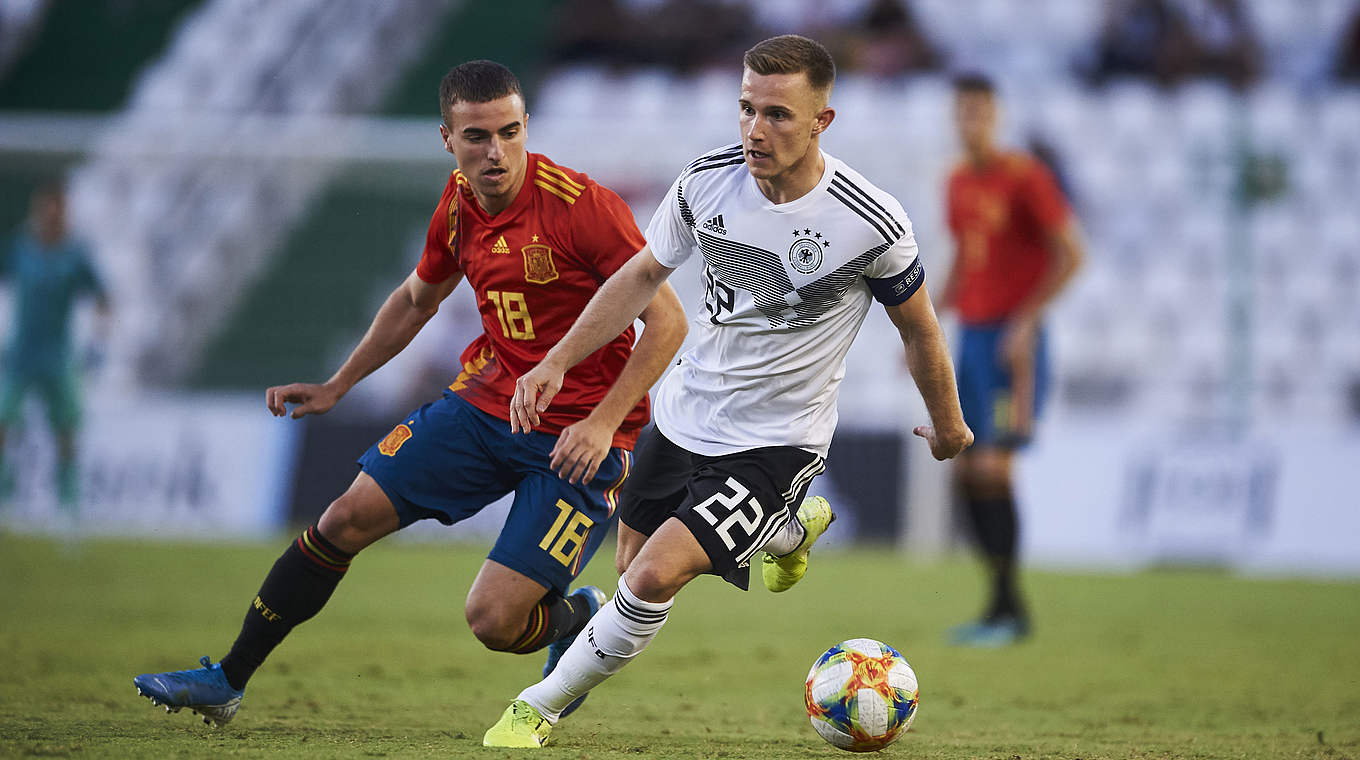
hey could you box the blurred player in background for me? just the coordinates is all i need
[941,73,1085,647]
[0,181,110,515]
[484,35,971,748]
[132,60,687,727]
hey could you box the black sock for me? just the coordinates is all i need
[963,495,1024,621]
[503,590,596,654]
[219,525,354,690]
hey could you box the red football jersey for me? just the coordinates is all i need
[417,153,649,449]
[946,152,1070,324]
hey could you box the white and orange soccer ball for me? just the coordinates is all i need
[804,638,919,752]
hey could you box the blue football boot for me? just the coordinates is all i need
[542,585,607,718]
[947,615,1031,648]
[134,655,244,726]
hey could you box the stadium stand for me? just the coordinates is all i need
[510,0,1360,433]
[59,0,457,389]
[1,0,1353,433]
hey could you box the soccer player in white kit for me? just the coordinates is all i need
[484,34,973,748]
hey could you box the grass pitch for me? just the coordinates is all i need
[1,532,1356,759]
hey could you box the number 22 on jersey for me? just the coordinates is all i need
[486,290,536,340]
[704,268,735,324]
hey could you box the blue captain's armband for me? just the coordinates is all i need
[866,258,924,305]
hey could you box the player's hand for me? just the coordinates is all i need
[913,423,974,461]
[1000,316,1038,435]
[510,362,565,433]
[81,344,106,373]
[550,415,614,485]
[1000,316,1038,373]
[266,381,343,419]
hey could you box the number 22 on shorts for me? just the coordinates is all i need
[540,499,594,568]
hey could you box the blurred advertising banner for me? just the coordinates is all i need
[2,395,299,537]
[1019,420,1360,577]
[286,414,905,548]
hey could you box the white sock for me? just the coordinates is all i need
[519,576,672,722]
[760,512,805,557]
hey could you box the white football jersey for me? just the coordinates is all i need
[645,144,925,457]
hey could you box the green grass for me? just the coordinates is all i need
[1,533,1357,759]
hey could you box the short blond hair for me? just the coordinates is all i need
[743,35,835,95]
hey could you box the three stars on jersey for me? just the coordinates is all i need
[789,228,830,274]
[704,214,834,276]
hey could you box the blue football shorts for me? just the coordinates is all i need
[358,391,630,594]
[956,322,1051,449]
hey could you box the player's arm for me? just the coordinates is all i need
[1017,219,1084,322]
[548,279,687,483]
[1001,155,1087,363]
[267,269,463,418]
[84,292,114,372]
[884,287,973,461]
[85,254,113,335]
[999,218,1084,368]
[510,247,675,434]
[937,245,964,311]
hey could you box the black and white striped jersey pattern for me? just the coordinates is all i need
[827,171,908,244]
[676,144,743,229]
[643,147,920,457]
[695,231,893,329]
[674,146,908,330]
[682,143,745,176]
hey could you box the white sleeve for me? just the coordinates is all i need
[864,213,919,279]
[644,175,697,268]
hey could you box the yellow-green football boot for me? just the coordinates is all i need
[762,496,836,592]
[483,700,553,748]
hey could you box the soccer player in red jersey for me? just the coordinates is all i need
[132,61,687,725]
[941,73,1085,646]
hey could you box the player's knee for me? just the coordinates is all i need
[464,601,523,651]
[952,455,975,490]
[623,562,682,604]
[317,493,390,555]
[963,455,1012,499]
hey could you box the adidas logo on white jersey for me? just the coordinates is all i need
[701,214,727,235]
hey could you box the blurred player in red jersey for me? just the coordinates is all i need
[941,73,1085,646]
[131,61,687,726]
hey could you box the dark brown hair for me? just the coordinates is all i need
[439,60,523,126]
[952,72,996,95]
[742,35,835,94]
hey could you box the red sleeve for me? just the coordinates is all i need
[1021,160,1070,234]
[416,174,461,283]
[570,183,647,281]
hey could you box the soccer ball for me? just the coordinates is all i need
[804,638,919,752]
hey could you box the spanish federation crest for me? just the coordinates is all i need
[522,243,559,284]
[378,423,413,456]
[789,228,827,274]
